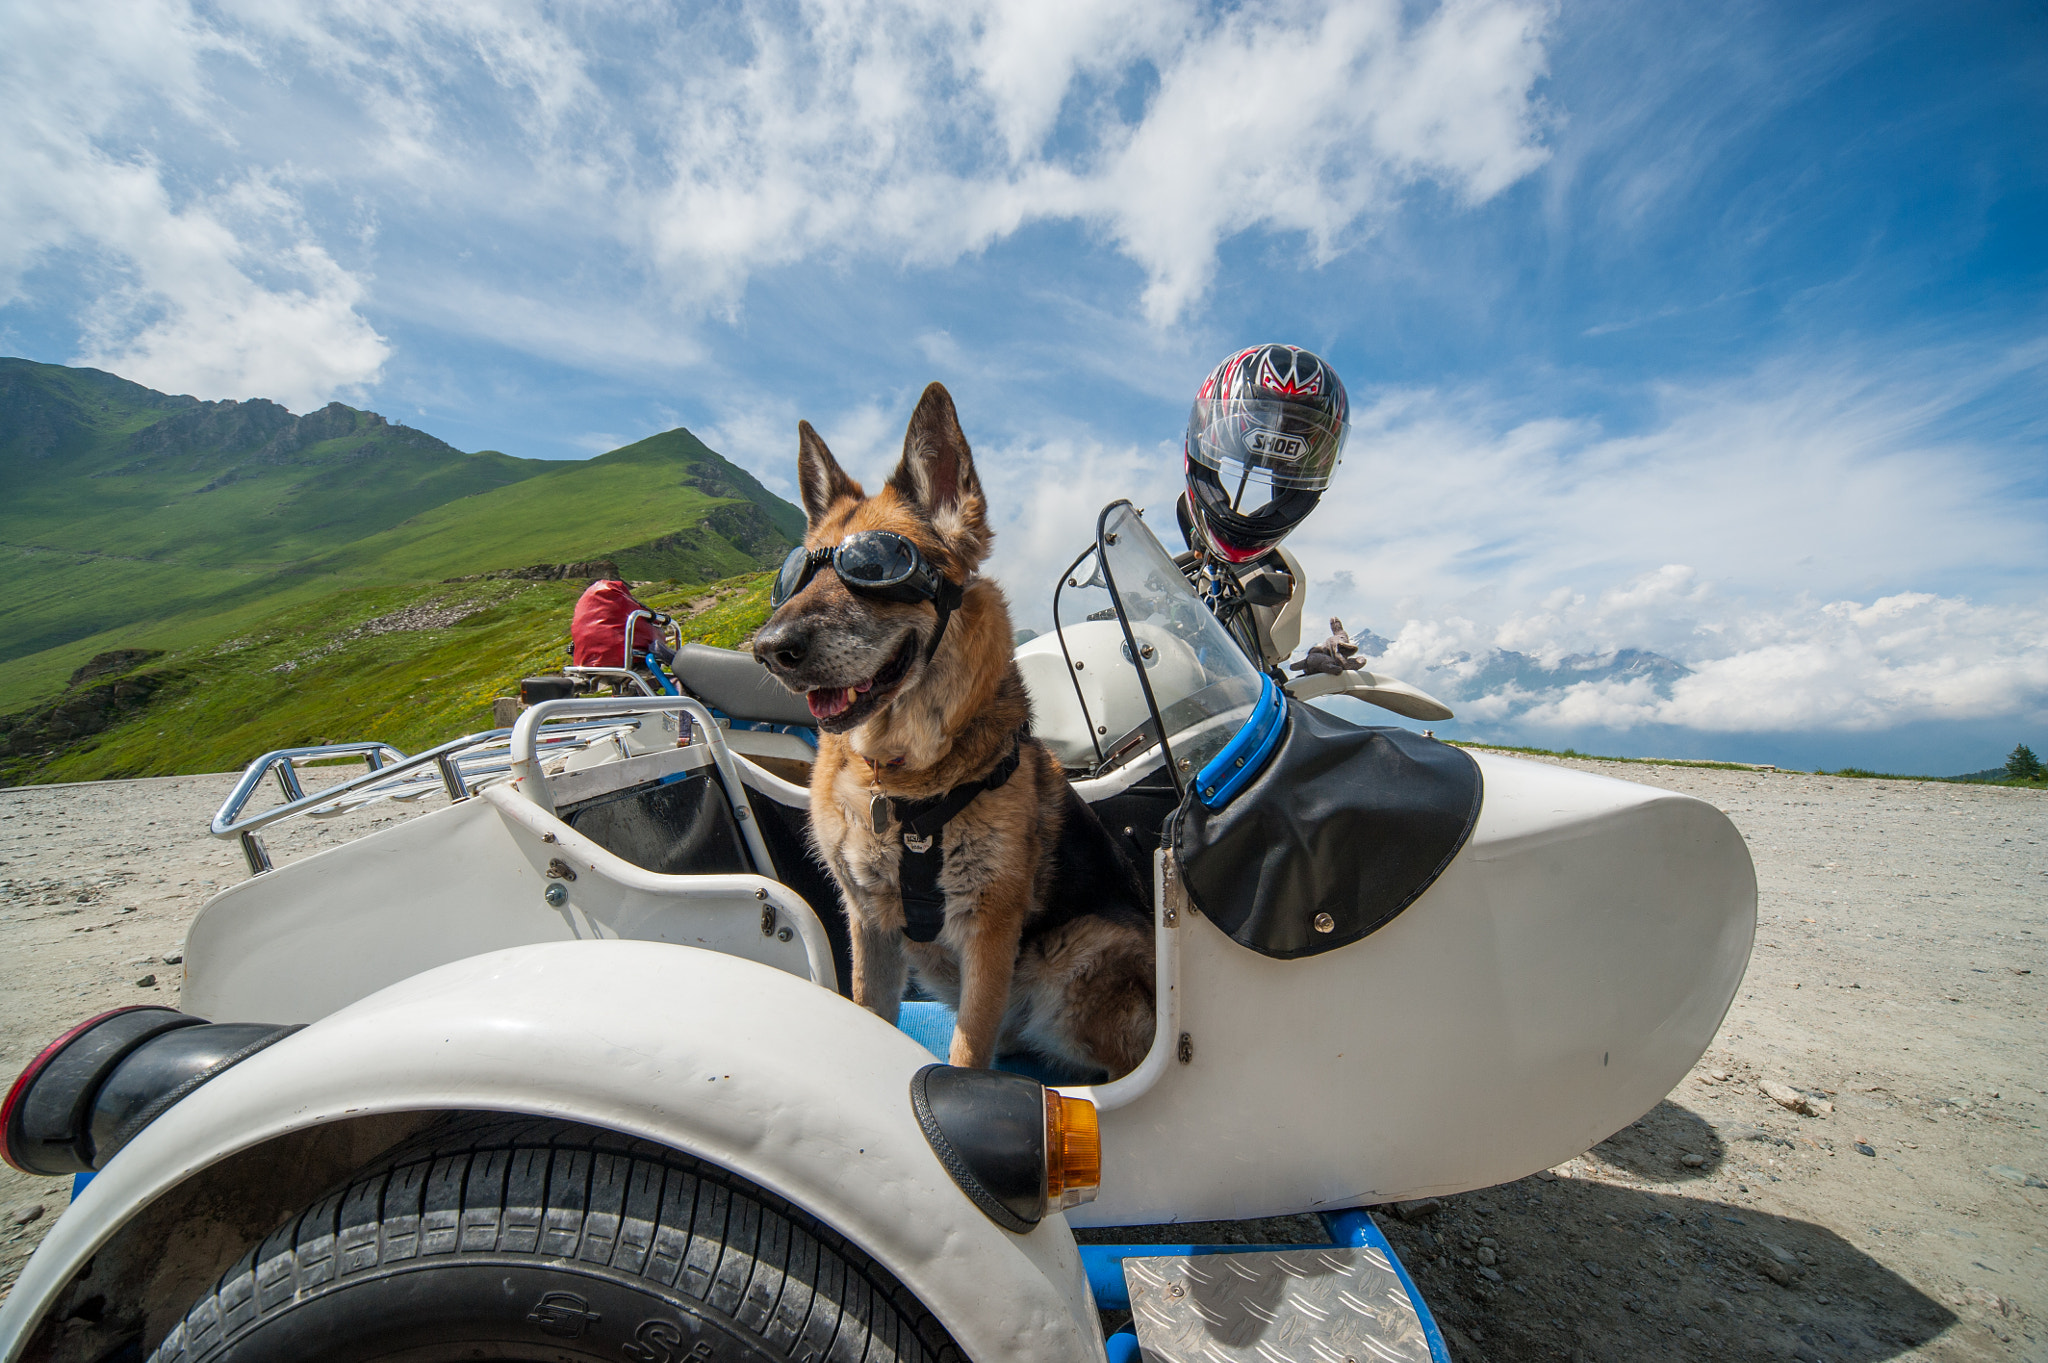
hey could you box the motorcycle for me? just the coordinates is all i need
[0,501,1755,1363]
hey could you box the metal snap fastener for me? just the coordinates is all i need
[543,883,569,908]
[1313,912,1336,933]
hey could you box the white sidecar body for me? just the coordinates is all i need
[167,705,1752,1222]
[0,501,1753,1363]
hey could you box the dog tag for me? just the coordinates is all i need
[870,793,890,836]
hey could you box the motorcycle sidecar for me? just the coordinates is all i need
[0,504,1754,1363]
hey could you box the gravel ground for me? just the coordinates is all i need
[0,769,445,1298]
[1361,761,2046,1363]
[2,760,2043,1363]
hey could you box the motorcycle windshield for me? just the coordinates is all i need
[1090,501,1267,780]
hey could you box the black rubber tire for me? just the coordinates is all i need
[147,1116,967,1363]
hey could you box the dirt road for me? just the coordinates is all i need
[2,761,2042,1361]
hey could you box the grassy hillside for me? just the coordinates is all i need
[0,573,778,786]
[0,359,803,722]
[306,429,797,584]
[0,359,553,665]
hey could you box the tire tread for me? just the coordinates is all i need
[148,1117,966,1363]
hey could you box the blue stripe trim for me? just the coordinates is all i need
[706,707,820,747]
[1194,673,1285,809]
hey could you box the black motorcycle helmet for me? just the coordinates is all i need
[1183,344,1349,563]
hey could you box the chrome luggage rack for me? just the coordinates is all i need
[211,716,655,875]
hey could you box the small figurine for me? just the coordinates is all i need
[1290,617,1369,676]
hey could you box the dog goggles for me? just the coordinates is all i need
[770,531,950,608]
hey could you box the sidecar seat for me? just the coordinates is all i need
[672,642,817,727]
[895,1000,1108,1088]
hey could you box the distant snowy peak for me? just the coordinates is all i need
[1409,644,1693,701]
[1559,648,1694,688]
[1346,628,1396,659]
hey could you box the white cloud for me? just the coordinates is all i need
[1093,0,1555,320]
[1216,340,2048,736]
[0,2,389,409]
[1351,594,2048,737]
[3,0,1555,388]
[1345,559,2048,738]
[722,331,2048,741]
[382,275,706,378]
[73,183,391,412]
[632,0,1554,323]
[1455,590,2048,733]
[978,435,1183,621]
[1285,344,2048,631]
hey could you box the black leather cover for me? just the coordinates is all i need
[1169,700,1482,958]
[674,642,817,726]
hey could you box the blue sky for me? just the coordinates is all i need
[2,0,2043,772]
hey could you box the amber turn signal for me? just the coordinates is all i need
[1045,1089,1100,1209]
[911,1065,1105,1233]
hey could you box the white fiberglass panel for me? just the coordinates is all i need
[1074,752,1756,1224]
[1,944,1102,1363]
[183,787,824,1023]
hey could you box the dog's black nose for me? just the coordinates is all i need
[753,618,809,673]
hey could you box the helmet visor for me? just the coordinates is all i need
[1187,398,1346,490]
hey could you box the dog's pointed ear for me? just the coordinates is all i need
[798,420,862,530]
[889,382,990,564]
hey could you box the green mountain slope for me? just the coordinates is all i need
[0,575,777,786]
[308,429,802,585]
[0,360,547,550]
[0,359,803,722]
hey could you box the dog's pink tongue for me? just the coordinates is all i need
[807,687,855,719]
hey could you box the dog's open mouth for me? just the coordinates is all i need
[805,634,918,729]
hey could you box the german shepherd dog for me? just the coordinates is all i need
[754,384,1155,1076]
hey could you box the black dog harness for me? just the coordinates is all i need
[872,732,1026,942]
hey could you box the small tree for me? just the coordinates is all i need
[2006,743,2043,782]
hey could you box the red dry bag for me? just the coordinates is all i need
[571,579,660,668]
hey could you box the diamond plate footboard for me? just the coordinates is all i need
[1123,1245,1434,1363]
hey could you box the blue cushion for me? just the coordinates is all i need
[896,1000,958,1062]
[894,1001,1106,1087]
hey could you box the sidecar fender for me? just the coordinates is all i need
[0,941,1100,1363]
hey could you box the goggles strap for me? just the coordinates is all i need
[923,577,966,664]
